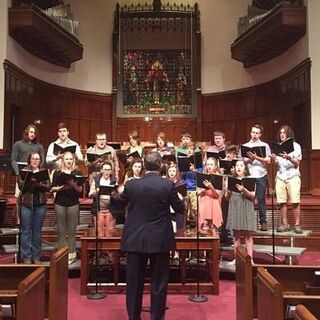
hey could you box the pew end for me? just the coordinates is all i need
[294,304,317,320]
[17,266,46,320]
[257,266,283,320]
[235,246,254,320]
[48,245,68,320]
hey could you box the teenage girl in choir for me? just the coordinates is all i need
[197,157,223,232]
[51,151,83,265]
[89,161,118,238]
[125,131,146,166]
[152,132,175,156]
[152,132,175,176]
[178,141,198,224]
[19,152,50,264]
[166,162,186,230]
[123,158,144,184]
[220,144,239,244]
[225,159,256,262]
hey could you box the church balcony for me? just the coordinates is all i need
[8,5,83,68]
[230,4,306,68]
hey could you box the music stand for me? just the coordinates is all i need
[271,190,276,264]
[188,158,208,303]
[0,156,10,228]
[87,191,106,300]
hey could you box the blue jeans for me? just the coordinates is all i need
[20,204,46,261]
[256,175,268,224]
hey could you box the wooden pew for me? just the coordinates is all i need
[48,246,68,320]
[257,267,320,319]
[256,266,283,320]
[16,266,46,320]
[235,246,320,320]
[295,304,317,320]
[0,265,40,303]
[0,246,68,320]
[235,246,254,320]
[0,266,46,320]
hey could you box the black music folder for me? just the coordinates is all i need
[227,176,256,193]
[240,145,266,158]
[56,172,87,186]
[174,183,187,197]
[162,154,176,163]
[86,152,111,163]
[177,151,202,172]
[53,144,77,155]
[99,185,118,195]
[127,150,141,159]
[107,142,121,150]
[271,138,294,155]
[206,150,226,160]
[19,169,49,183]
[196,172,223,190]
[219,159,238,175]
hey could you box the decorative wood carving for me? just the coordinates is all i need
[8,5,83,68]
[231,4,306,68]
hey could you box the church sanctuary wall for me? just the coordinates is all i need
[4,0,308,95]
[0,0,9,149]
[3,60,112,151]
[2,0,319,192]
[5,0,117,94]
[201,58,315,194]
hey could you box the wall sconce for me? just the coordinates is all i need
[34,119,42,125]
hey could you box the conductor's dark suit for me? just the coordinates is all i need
[111,171,184,320]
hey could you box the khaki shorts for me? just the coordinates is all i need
[186,190,197,220]
[275,176,301,204]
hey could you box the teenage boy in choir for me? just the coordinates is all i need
[46,122,83,168]
[177,133,199,224]
[176,132,193,155]
[203,130,227,165]
[206,130,226,153]
[272,125,303,234]
[11,124,45,177]
[243,124,271,231]
[11,124,45,224]
[86,132,119,183]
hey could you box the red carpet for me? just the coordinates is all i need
[68,279,236,320]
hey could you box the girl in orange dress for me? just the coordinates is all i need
[197,157,223,231]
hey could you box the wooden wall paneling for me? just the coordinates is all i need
[116,118,197,144]
[3,58,313,192]
[309,150,320,195]
[3,60,112,150]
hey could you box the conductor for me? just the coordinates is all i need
[111,152,185,320]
